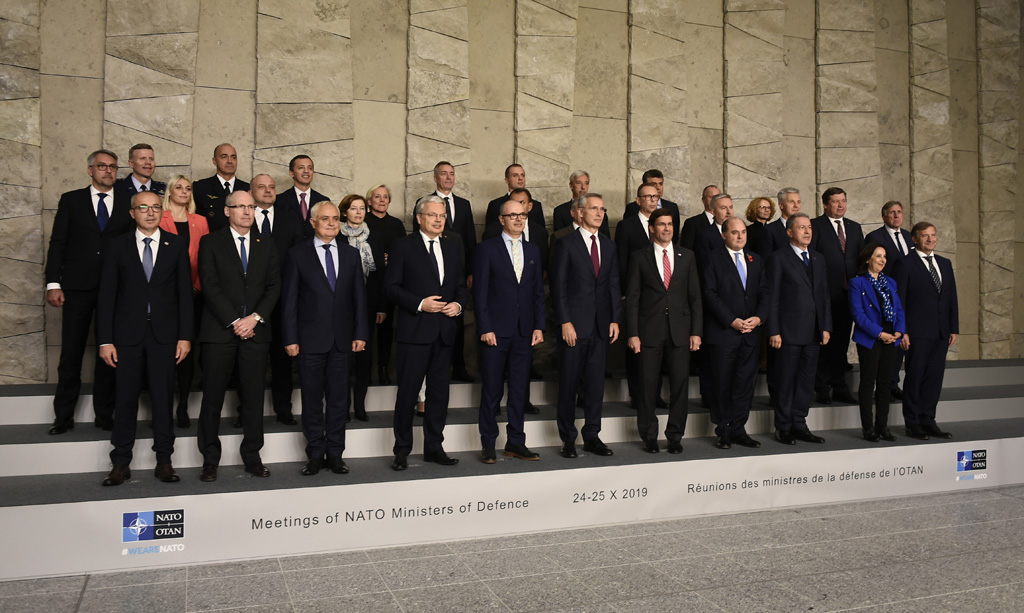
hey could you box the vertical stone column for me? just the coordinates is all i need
[975,0,1018,359]
[514,0,576,221]
[723,0,784,206]
[628,0,688,210]
[685,1,724,208]
[255,1,353,198]
[405,0,470,214]
[103,0,199,182]
[0,3,45,383]
[783,0,818,203]
[815,0,883,221]
[876,0,910,210]
[1016,5,1024,358]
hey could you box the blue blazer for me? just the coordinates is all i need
[848,274,906,348]
[472,235,545,338]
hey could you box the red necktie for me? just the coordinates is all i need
[590,235,600,278]
[300,192,308,220]
[835,219,846,252]
[662,248,671,290]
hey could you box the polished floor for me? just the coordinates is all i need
[2,485,1023,612]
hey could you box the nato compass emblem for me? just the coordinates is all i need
[123,510,185,542]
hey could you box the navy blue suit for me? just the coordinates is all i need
[767,246,832,431]
[384,232,467,456]
[551,229,621,444]
[486,195,545,228]
[282,239,368,460]
[276,187,330,239]
[891,251,959,429]
[482,221,549,271]
[702,247,769,439]
[473,235,545,448]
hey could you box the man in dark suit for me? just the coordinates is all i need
[625,209,702,453]
[45,149,133,435]
[486,163,545,228]
[193,143,250,233]
[892,222,958,440]
[474,198,546,463]
[702,217,769,449]
[552,193,621,459]
[96,191,193,485]
[553,170,610,236]
[385,196,467,471]
[693,192,733,269]
[251,173,305,425]
[113,143,166,202]
[865,200,914,400]
[282,200,369,476]
[276,155,330,239]
[765,188,802,254]
[482,188,549,270]
[767,213,832,445]
[616,182,659,405]
[622,169,680,241]
[195,190,281,482]
[678,184,720,251]
[810,186,863,405]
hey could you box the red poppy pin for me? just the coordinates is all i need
[746,254,753,263]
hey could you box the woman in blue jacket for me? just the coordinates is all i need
[849,243,905,442]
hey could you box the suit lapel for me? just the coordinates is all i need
[790,249,811,287]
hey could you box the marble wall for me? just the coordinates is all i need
[1,0,1023,384]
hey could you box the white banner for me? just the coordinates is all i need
[2,437,1020,580]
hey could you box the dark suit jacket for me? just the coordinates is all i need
[865,225,913,275]
[45,187,133,291]
[96,230,193,346]
[678,210,711,251]
[746,220,769,256]
[553,200,610,236]
[891,251,958,340]
[197,226,280,344]
[384,232,467,345]
[551,230,621,339]
[625,244,702,347]
[623,199,679,241]
[281,239,368,353]
[486,195,545,228]
[482,221,549,272]
[693,222,724,271]
[614,215,652,295]
[275,187,330,238]
[252,206,305,276]
[114,176,166,202]
[413,192,477,272]
[193,176,251,233]
[809,215,864,300]
[702,247,769,346]
[766,246,832,345]
[473,236,545,338]
[764,218,789,254]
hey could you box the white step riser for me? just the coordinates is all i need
[2,396,1019,477]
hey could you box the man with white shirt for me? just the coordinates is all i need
[486,163,545,228]
[892,222,958,440]
[45,149,133,435]
[554,170,608,235]
[622,170,681,241]
[679,184,720,250]
[276,155,329,238]
[193,143,251,232]
[114,143,166,202]
[765,187,802,254]
[625,209,702,453]
[96,190,193,485]
[196,190,281,482]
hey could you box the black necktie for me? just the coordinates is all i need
[926,256,941,292]
[261,210,271,236]
[428,239,441,282]
[224,181,231,194]
[444,196,453,230]
[140,184,147,192]
[96,193,108,231]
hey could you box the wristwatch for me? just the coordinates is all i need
[252,312,264,325]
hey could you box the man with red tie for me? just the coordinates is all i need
[276,155,329,239]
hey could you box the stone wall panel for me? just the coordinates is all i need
[194,0,256,90]
[0,215,43,263]
[0,184,41,219]
[103,56,195,101]
[0,332,46,381]
[106,33,198,82]
[106,0,199,36]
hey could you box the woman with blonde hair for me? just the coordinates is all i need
[364,184,406,385]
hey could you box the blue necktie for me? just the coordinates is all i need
[735,251,746,290]
[239,237,247,275]
[97,193,109,231]
[323,244,336,291]
[802,251,810,267]
[261,209,271,236]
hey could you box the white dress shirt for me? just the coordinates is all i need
[915,249,942,283]
[578,226,600,266]
[134,228,161,265]
[653,243,674,280]
[229,226,252,262]
[313,236,338,278]
[218,174,237,192]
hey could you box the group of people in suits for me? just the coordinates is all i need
[44,142,960,485]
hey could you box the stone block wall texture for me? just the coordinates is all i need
[5,0,1024,384]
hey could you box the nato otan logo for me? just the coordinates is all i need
[957,450,987,472]
[122,510,185,543]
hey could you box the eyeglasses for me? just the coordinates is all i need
[93,163,118,172]
[638,195,658,201]
[500,213,529,220]
[226,205,257,211]
[421,212,447,220]
[132,205,163,212]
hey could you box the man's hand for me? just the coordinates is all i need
[480,332,497,346]
[769,334,782,349]
[376,312,386,324]
[690,335,701,351]
[820,331,830,345]
[352,340,366,352]
[741,317,761,333]
[285,344,299,357]
[440,302,461,317]
[175,340,191,364]
[561,322,577,347]
[531,329,544,346]
[99,345,117,368]
[232,314,257,339]
[609,322,620,343]
[421,295,446,313]
[949,333,958,347]
[46,289,65,307]
[730,318,745,332]
[627,336,641,354]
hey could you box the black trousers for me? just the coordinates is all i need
[556,330,607,444]
[268,307,295,418]
[53,289,115,425]
[175,293,203,412]
[376,306,395,372]
[707,337,759,439]
[393,339,453,456]
[856,324,895,432]
[109,322,176,465]
[776,343,819,431]
[816,296,852,393]
[903,336,949,428]
[352,311,376,413]
[198,339,268,465]
[298,346,350,459]
[636,337,690,443]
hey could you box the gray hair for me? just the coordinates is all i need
[570,195,587,211]
[786,212,811,230]
[709,193,732,206]
[416,194,445,216]
[88,149,118,165]
[309,199,337,220]
[777,187,799,204]
[569,170,589,184]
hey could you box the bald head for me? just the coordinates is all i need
[249,173,277,209]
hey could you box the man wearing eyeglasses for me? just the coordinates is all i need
[96,191,193,485]
[195,190,281,482]
[45,149,134,435]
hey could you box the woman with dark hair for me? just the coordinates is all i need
[338,194,385,421]
[849,242,905,442]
